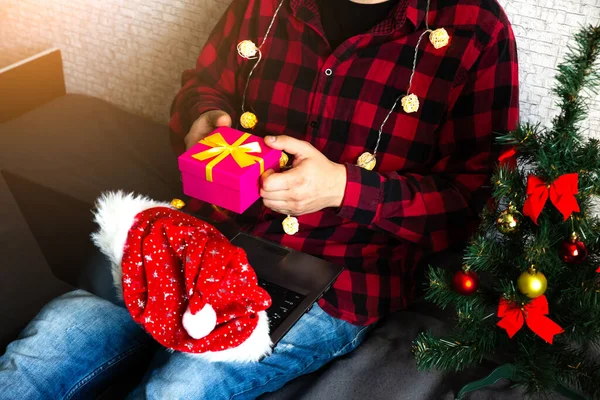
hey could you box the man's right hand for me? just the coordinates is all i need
[185,110,232,150]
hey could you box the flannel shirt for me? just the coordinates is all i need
[169,0,519,325]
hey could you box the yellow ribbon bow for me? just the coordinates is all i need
[192,132,264,182]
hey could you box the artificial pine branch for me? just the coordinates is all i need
[423,266,485,310]
[463,235,508,275]
[495,123,543,160]
[540,26,600,179]
[492,164,526,202]
[552,27,600,135]
[514,344,559,396]
[413,331,500,373]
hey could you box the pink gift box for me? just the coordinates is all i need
[178,127,282,214]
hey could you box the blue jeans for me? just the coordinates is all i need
[0,290,370,399]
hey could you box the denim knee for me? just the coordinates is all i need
[0,290,151,400]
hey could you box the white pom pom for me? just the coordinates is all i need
[182,303,217,339]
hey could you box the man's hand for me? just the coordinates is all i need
[260,135,347,216]
[185,110,232,150]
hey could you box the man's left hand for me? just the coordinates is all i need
[260,135,347,216]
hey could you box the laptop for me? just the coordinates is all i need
[3,170,343,345]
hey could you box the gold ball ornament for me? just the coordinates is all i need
[496,204,521,234]
[279,152,290,169]
[401,93,420,113]
[517,266,547,299]
[282,215,299,235]
[357,152,376,171]
[429,28,450,49]
[240,112,258,129]
[170,198,186,209]
[237,40,258,59]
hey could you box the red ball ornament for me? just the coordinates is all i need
[452,269,479,296]
[559,233,588,264]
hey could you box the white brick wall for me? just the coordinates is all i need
[0,0,231,123]
[500,0,600,136]
[1,0,599,136]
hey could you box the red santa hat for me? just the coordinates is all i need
[91,191,272,362]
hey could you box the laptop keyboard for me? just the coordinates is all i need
[258,279,305,331]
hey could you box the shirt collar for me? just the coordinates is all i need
[289,0,428,34]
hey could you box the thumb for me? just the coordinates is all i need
[185,110,232,151]
[264,135,315,158]
[209,110,232,128]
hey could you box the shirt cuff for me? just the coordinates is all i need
[336,163,383,225]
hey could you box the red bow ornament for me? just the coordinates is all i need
[522,173,579,224]
[497,295,564,344]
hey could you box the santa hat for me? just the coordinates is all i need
[91,191,272,362]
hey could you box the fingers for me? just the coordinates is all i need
[261,166,308,193]
[261,168,289,192]
[260,168,276,185]
[264,135,315,158]
[262,199,292,215]
[262,170,291,213]
[185,110,231,150]
[261,187,290,201]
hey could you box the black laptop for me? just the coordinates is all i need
[3,170,343,345]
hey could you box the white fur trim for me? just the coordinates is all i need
[189,311,272,363]
[182,304,217,339]
[90,191,172,296]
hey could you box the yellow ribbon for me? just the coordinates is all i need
[192,132,264,182]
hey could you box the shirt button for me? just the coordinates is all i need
[324,68,333,76]
[310,121,318,128]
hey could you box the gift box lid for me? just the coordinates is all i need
[178,127,281,192]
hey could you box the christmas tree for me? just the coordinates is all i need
[412,25,600,399]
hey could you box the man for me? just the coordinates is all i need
[0,0,518,398]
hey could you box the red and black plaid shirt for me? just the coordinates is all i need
[169,0,519,325]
